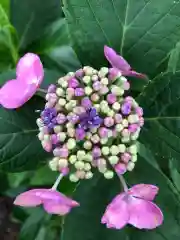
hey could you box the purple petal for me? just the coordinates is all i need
[104,46,130,72]
[93,116,103,125]
[43,201,71,215]
[128,184,159,201]
[89,108,97,118]
[127,70,147,79]
[75,128,86,140]
[128,197,163,229]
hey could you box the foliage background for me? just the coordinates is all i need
[0,0,180,239]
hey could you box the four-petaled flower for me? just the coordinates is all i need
[14,188,79,215]
[101,184,163,229]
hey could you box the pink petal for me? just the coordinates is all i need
[127,70,147,79]
[14,190,42,207]
[128,184,159,201]
[17,53,44,87]
[101,193,129,229]
[128,197,163,229]
[0,79,35,109]
[43,201,71,215]
[104,46,130,72]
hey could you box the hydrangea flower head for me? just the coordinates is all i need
[36,64,144,182]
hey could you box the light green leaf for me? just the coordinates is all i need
[11,0,63,50]
[62,156,180,240]
[0,96,49,172]
[63,0,180,76]
[0,5,18,71]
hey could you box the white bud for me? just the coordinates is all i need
[49,157,59,171]
[76,170,86,179]
[84,154,93,162]
[58,98,66,106]
[85,86,93,95]
[57,132,66,142]
[131,155,138,162]
[127,162,135,171]
[36,118,44,127]
[43,134,50,141]
[104,170,114,179]
[115,124,123,132]
[38,132,44,141]
[121,137,130,143]
[112,102,121,111]
[128,114,139,124]
[85,171,93,179]
[69,174,79,182]
[91,134,100,144]
[110,145,119,155]
[122,119,129,127]
[84,141,92,150]
[107,110,115,117]
[118,144,126,153]
[100,138,108,145]
[120,76,127,82]
[98,158,107,173]
[69,155,77,164]
[101,77,109,85]
[54,126,62,133]
[58,158,68,168]
[131,132,140,141]
[83,76,91,84]
[67,138,76,150]
[75,161,85,170]
[102,146,110,156]
[77,150,86,160]
[109,156,119,165]
[94,104,100,112]
[56,88,64,96]
[98,67,109,78]
[92,75,98,81]
[111,86,124,96]
[128,144,138,154]
[84,163,91,171]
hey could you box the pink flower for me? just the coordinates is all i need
[0,53,44,109]
[104,46,146,79]
[14,188,79,215]
[101,184,163,229]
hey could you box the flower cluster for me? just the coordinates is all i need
[36,64,144,182]
[0,46,163,231]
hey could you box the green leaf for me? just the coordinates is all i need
[0,96,50,172]
[63,0,180,76]
[0,0,9,16]
[137,71,180,171]
[20,207,48,240]
[62,156,180,240]
[11,0,63,50]
[28,18,81,74]
[0,5,18,71]
[167,42,180,74]
[169,158,180,192]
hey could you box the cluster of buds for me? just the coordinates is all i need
[36,66,144,182]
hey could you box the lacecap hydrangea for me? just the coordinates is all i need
[37,65,144,182]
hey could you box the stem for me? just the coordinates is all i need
[38,88,47,94]
[51,173,64,190]
[119,175,128,192]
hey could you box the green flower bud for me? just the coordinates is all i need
[83,76,91,84]
[102,146,110,156]
[85,86,93,95]
[77,150,86,160]
[85,171,93,179]
[67,138,76,149]
[131,155,138,162]
[56,87,64,96]
[104,170,114,179]
[128,114,139,124]
[69,155,77,164]
[57,132,66,142]
[127,162,135,171]
[75,161,85,170]
[121,137,130,143]
[84,141,92,150]
[131,132,140,141]
[101,77,109,85]
[110,145,119,155]
[116,124,123,132]
[100,138,109,145]
[109,156,119,165]
[84,154,93,162]
[98,67,109,78]
[58,98,66,106]
[84,163,91,171]
[118,144,126,153]
[58,158,68,168]
[69,174,79,182]
[112,102,121,111]
[128,144,138,154]
[54,126,62,133]
[122,119,129,127]
[49,157,59,171]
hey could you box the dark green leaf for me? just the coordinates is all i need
[19,207,47,240]
[11,0,63,50]
[62,156,180,240]
[0,96,50,172]
[64,0,180,76]
[137,71,180,171]
[28,18,81,74]
[0,0,9,15]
